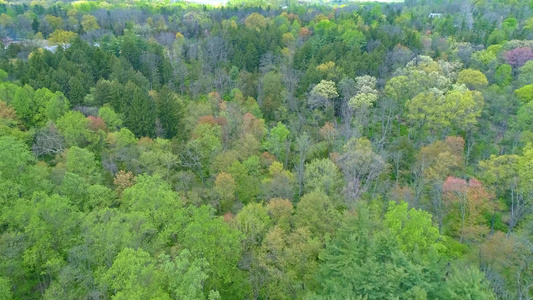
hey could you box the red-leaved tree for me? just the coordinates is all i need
[443,176,494,243]
[504,47,533,68]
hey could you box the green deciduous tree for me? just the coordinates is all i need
[0,277,12,300]
[309,80,339,111]
[494,64,512,86]
[518,61,533,88]
[440,266,496,300]
[294,191,340,240]
[48,29,77,44]
[234,202,271,253]
[244,13,267,31]
[23,193,80,293]
[179,205,243,296]
[183,123,222,185]
[56,111,99,148]
[264,122,290,165]
[0,135,35,182]
[304,158,342,197]
[406,87,483,138]
[121,174,183,246]
[45,92,70,122]
[81,15,99,32]
[101,247,168,299]
[66,146,102,184]
[384,201,444,253]
[456,69,488,90]
[10,84,35,126]
[160,249,217,299]
[98,106,122,131]
[260,71,284,121]
[228,160,260,205]
[215,172,236,212]
[515,84,533,103]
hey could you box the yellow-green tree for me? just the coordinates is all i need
[81,15,100,32]
[215,172,236,212]
[48,29,77,44]
[456,69,488,90]
[245,13,267,31]
[406,87,483,137]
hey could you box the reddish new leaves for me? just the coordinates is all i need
[504,47,533,68]
[87,116,107,132]
[442,176,494,242]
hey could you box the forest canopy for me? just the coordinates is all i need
[1,0,533,298]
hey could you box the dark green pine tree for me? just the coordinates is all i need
[156,85,183,139]
[32,18,40,34]
[68,76,86,106]
[23,51,49,89]
[108,79,124,112]
[93,79,113,107]
[120,34,144,70]
[123,81,156,138]
[244,43,258,72]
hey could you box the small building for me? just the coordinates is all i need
[43,45,59,53]
[42,43,70,53]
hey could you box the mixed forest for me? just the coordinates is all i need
[1,0,533,298]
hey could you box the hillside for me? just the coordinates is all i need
[0,0,532,298]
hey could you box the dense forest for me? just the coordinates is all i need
[0,0,533,298]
